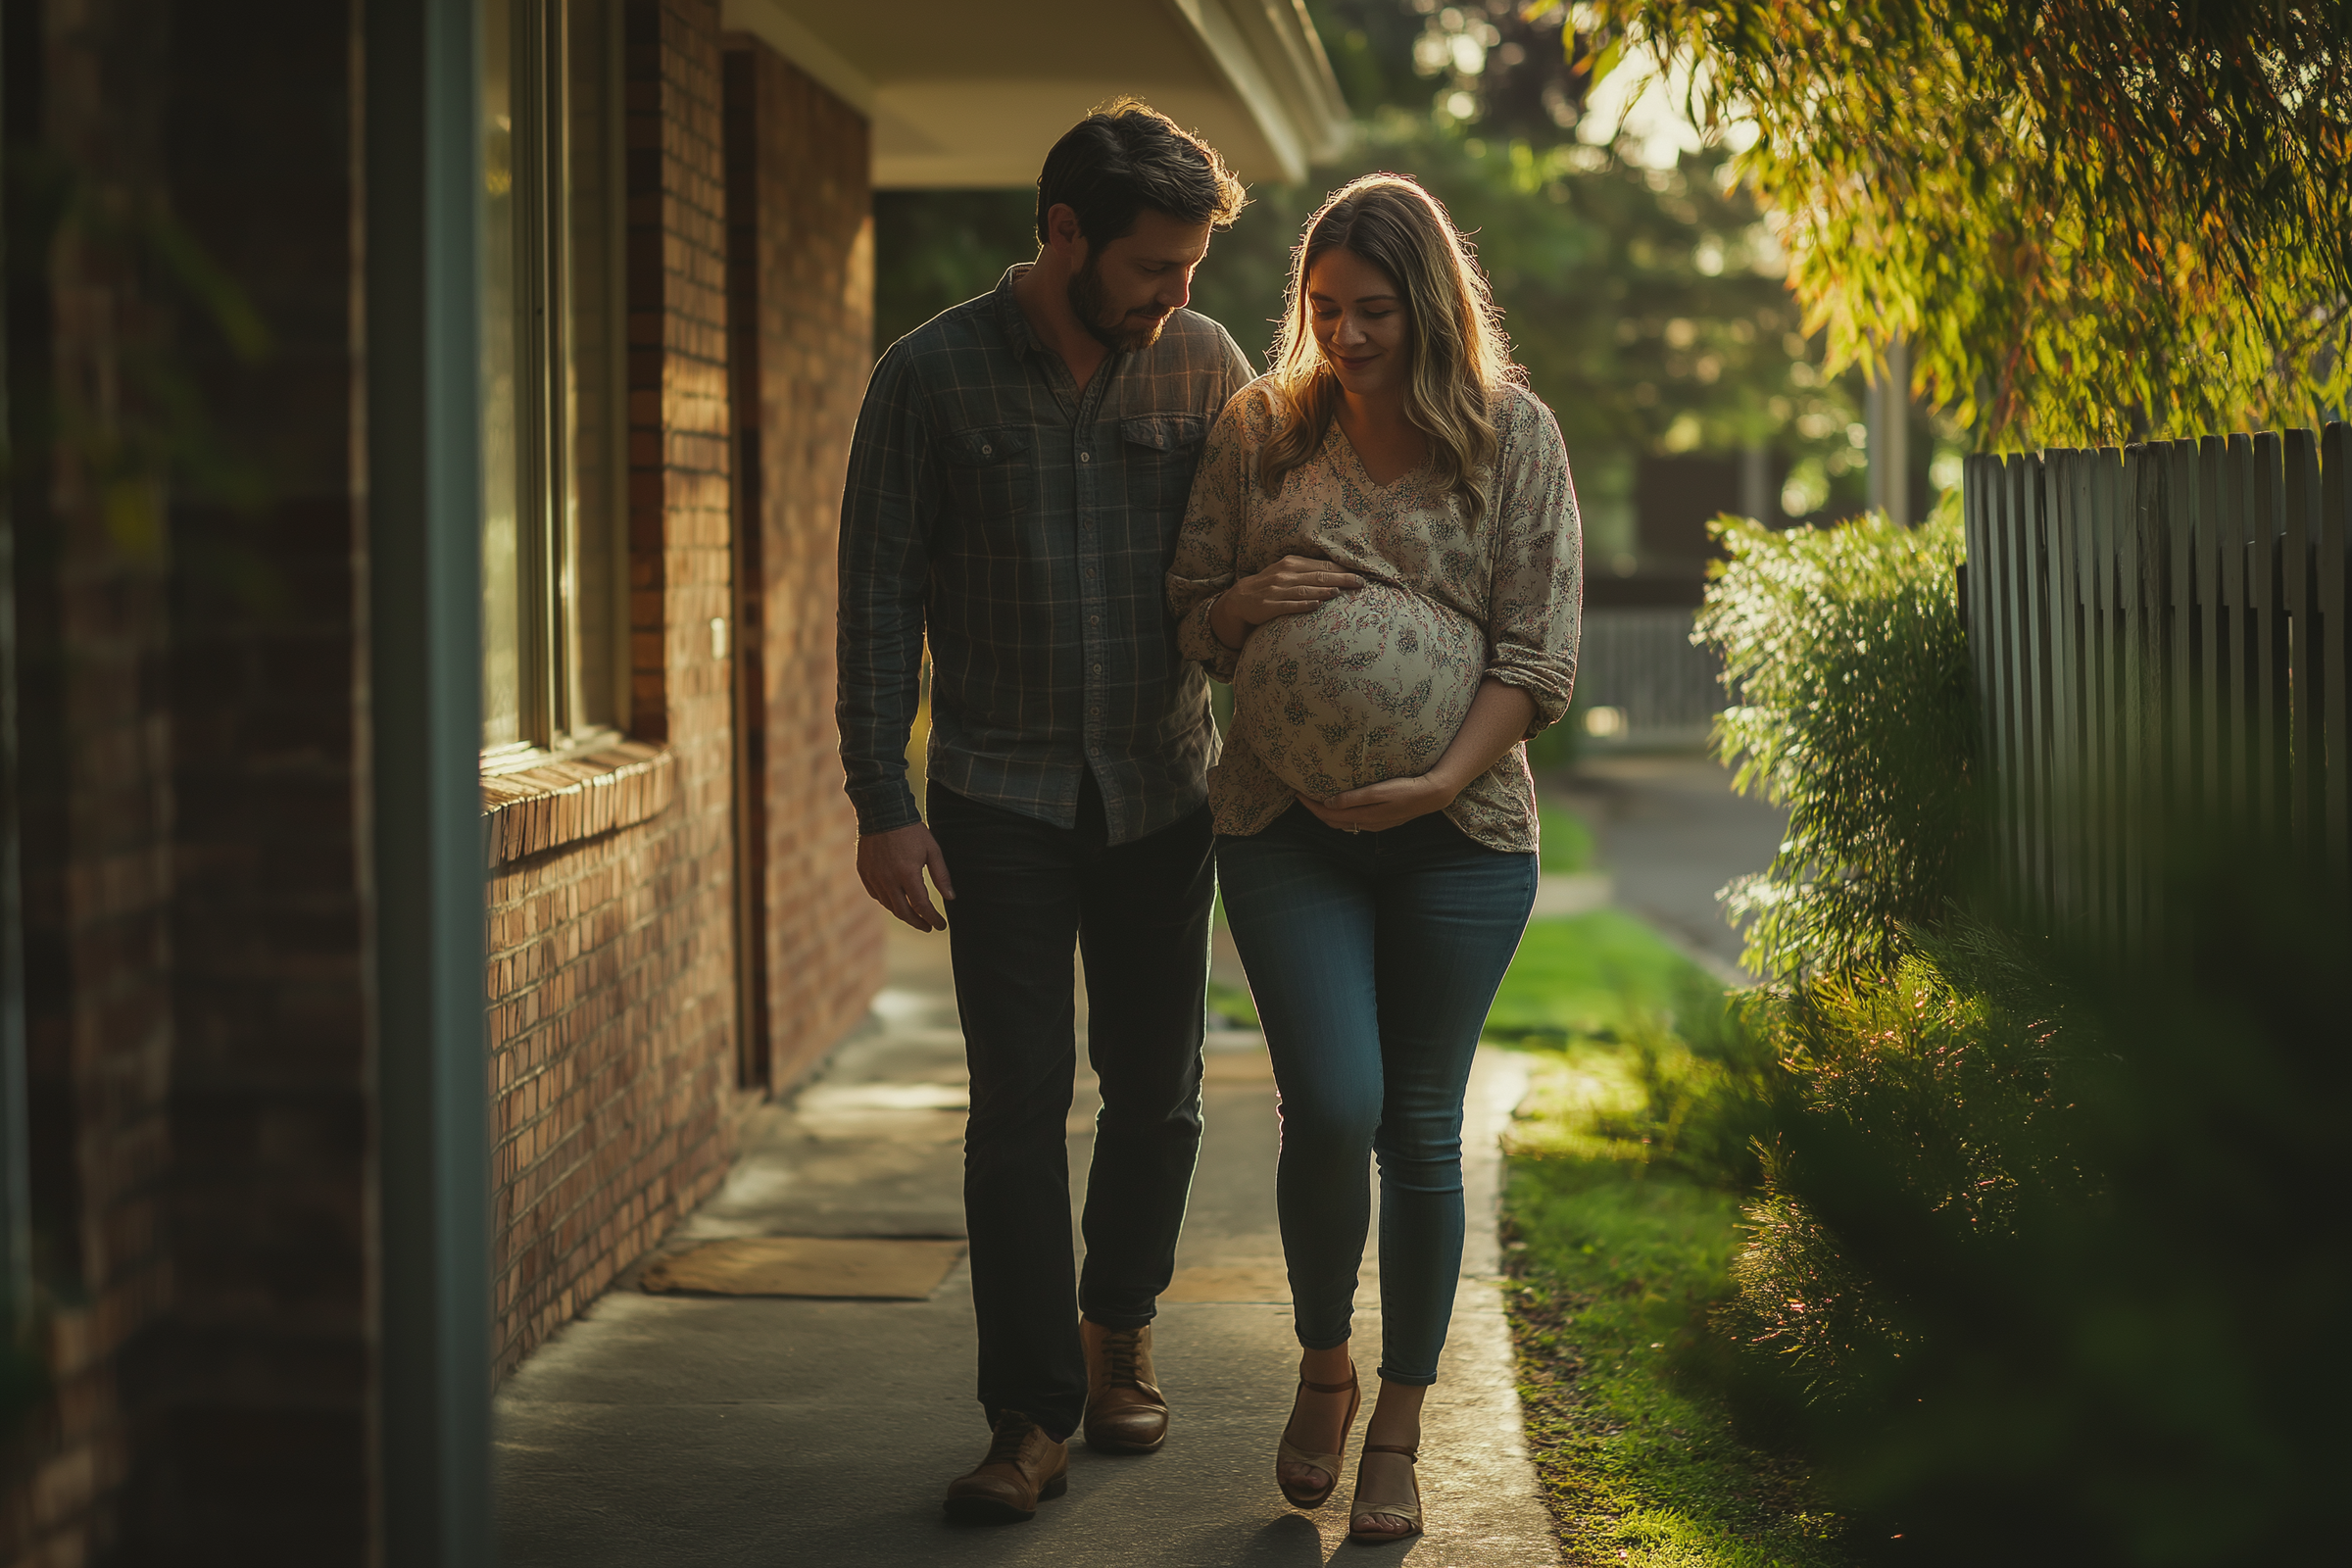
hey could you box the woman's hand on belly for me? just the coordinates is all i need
[1298,773,1455,833]
[1213,555,1364,649]
[1295,678,1539,834]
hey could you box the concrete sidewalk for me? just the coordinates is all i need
[494,917,1558,1566]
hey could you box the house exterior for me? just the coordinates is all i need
[0,1,1345,1561]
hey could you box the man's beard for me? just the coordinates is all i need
[1067,255,1166,353]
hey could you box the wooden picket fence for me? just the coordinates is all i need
[1961,426,2351,940]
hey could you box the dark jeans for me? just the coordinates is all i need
[927,777,1215,1440]
[1217,805,1536,1386]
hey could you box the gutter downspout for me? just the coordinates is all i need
[366,1,494,1562]
[0,12,27,1338]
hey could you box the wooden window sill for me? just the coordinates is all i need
[480,739,673,867]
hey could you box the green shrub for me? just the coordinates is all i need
[1722,923,2089,1396]
[1695,499,1976,979]
[1717,850,2352,1566]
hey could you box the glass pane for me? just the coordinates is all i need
[481,0,523,751]
[567,0,621,731]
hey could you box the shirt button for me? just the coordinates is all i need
[1080,452,1092,463]
[1089,615,1100,626]
[981,444,993,456]
[1093,663,1103,674]
[1090,707,1102,718]
[1085,566,1096,578]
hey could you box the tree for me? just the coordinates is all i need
[1562,0,2352,447]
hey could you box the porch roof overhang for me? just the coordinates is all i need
[721,0,1352,187]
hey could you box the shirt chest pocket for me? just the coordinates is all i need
[942,424,1034,541]
[1119,413,1206,523]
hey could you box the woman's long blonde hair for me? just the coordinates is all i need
[1256,174,1519,520]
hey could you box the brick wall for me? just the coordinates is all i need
[145,4,377,1553]
[483,0,748,1380]
[720,38,887,1093]
[4,2,182,1553]
[0,1,897,1555]
[3,1,376,1561]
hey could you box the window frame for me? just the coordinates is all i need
[481,0,630,772]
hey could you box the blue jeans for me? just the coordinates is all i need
[1217,805,1537,1385]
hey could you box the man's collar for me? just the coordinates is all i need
[998,263,1134,371]
[994,265,1045,361]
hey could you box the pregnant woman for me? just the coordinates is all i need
[1166,174,1580,1544]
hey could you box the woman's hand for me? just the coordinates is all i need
[1298,774,1456,834]
[1297,679,1541,835]
[1211,556,1363,650]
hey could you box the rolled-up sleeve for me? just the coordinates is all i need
[1483,394,1583,736]
[1166,396,1257,683]
[836,344,937,835]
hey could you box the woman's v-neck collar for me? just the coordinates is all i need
[1324,418,1428,494]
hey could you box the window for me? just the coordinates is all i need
[481,0,627,762]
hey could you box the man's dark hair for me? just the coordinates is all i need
[1034,98,1247,251]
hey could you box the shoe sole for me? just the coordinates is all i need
[1083,1429,1166,1455]
[941,1474,1067,1525]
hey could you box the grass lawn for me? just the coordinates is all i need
[1488,908,1715,1044]
[1541,802,1596,873]
[1494,911,1852,1568]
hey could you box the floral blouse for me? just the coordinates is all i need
[1166,378,1583,853]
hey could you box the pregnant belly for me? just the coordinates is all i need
[1232,581,1486,800]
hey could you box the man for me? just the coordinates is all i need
[836,101,1251,1524]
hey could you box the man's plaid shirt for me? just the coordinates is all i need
[838,267,1253,846]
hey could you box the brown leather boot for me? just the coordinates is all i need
[942,1411,1069,1524]
[1081,1320,1169,1454]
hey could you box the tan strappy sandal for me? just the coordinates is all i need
[1274,1370,1360,1509]
[1347,1443,1425,1545]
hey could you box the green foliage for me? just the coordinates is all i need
[1570,1,2352,447]
[1722,924,2086,1395]
[1313,0,1597,142]
[1718,852,2352,1565]
[1187,113,1860,471]
[1694,498,1974,978]
[870,188,1040,351]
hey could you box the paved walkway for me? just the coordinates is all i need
[494,915,1556,1566]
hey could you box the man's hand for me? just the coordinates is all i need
[1211,556,1363,649]
[1298,773,1456,835]
[858,821,955,932]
